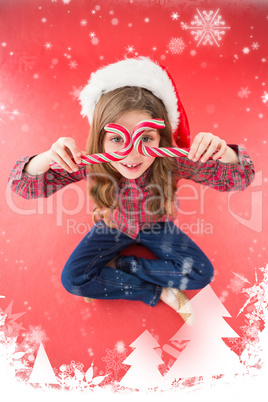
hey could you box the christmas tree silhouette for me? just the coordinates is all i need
[29,342,58,387]
[164,285,244,384]
[120,329,165,389]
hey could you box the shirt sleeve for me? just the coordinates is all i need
[7,155,88,199]
[175,144,255,191]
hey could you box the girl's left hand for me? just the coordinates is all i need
[188,132,228,163]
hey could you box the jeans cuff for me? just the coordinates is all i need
[149,285,162,307]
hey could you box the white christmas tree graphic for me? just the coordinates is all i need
[164,285,244,385]
[120,329,165,390]
[29,342,58,387]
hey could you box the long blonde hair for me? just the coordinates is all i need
[85,86,177,227]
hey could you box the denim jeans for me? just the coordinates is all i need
[61,221,214,307]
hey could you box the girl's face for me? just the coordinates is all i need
[103,110,161,179]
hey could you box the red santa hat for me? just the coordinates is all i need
[79,57,190,148]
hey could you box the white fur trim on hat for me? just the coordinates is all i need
[79,57,180,132]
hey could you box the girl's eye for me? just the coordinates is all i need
[142,136,153,143]
[111,136,123,143]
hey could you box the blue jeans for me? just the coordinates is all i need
[61,221,214,307]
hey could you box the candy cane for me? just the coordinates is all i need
[133,120,216,160]
[49,119,191,170]
[132,119,189,158]
[49,123,133,169]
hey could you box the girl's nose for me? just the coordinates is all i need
[127,146,140,159]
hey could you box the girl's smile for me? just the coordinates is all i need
[103,110,161,179]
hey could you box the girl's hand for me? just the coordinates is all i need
[48,137,87,173]
[187,132,227,163]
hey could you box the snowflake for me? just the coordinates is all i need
[21,326,48,350]
[62,360,84,375]
[45,42,52,49]
[102,346,128,379]
[0,301,25,337]
[111,18,119,25]
[62,0,71,4]
[69,85,82,100]
[115,341,126,354]
[181,22,188,30]
[171,12,179,20]
[182,257,194,274]
[237,265,268,320]
[229,272,250,293]
[238,87,251,99]
[69,60,78,69]
[80,19,87,27]
[130,259,138,274]
[261,91,268,104]
[89,32,96,38]
[126,45,135,53]
[251,42,260,50]
[168,37,186,54]
[181,9,230,47]
[160,243,172,254]
[242,47,250,54]
[80,307,92,320]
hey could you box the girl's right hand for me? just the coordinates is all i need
[48,137,87,173]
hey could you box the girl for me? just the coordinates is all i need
[8,57,255,326]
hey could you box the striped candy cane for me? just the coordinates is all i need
[132,119,189,158]
[49,123,133,169]
[49,119,192,170]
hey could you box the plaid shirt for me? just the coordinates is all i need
[8,145,255,239]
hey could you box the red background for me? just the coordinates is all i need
[1,0,267,379]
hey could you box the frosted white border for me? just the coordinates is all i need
[1,265,267,400]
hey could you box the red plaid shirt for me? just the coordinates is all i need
[8,145,255,239]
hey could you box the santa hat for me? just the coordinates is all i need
[79,57,190,148]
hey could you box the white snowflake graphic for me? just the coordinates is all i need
[168,37,186,54]
[80,19,88,27]
[251,42,260,50]
[171,12,179,21]
[126,45,135,53]
[261,91,268,104]
[44,42,52,49]
[228,271,251,293]
[111,18,119,26]
[181,9,230,47]
[0,104,23,124]
[102,345,128,380]
[242,47,250,54]
[69,85,83,100]
[238,87,251,99]
[69,60,78,69]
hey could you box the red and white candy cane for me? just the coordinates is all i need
[49,123,133,169]
[49,119,191,170]
[132,119,189,158]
